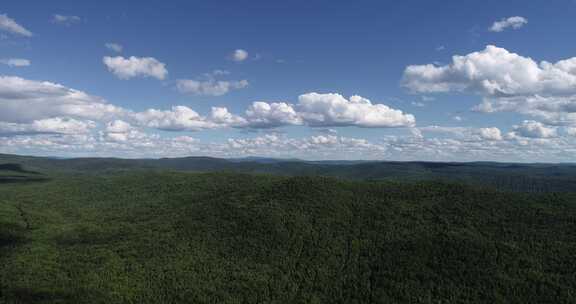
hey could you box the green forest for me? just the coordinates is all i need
[1,155,576,303]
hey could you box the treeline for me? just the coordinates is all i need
[3,153,576,193]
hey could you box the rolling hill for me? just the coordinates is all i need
[1,171,575,303]
[1,153,576,192]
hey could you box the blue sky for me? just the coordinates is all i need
[1,0,576,161]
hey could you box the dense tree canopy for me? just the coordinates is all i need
[1,170,575,303]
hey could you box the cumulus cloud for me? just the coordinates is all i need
[105,120,132,133]
[0,129,205,158]
[0,118,95,136]
[297,93,415,128]
[226,134,385,159]
[209,107,246,127]
[0,76,125,123]
[132,106,220,131]
[238,93,415,129]
[103,56,168,80]
[489,16,528,32]
[230,49,248,62]
[244,102,302,128]
[0,75,420,158]
[382,133,576,162]
[418,125,503,142]
[222,129,576,162]
[5,128,576,161]
[0,75,416,139]
[478,127,503,141]
[131,106,249,131]
[403,45,550,95]
[403,45,576,125]
[131,93,414,131]
[51,14,81,26]
[177,79,248,96]
[177,70,248,96]
[105,43,123,53]
[102,120,140,142]
[511,120,557,138]
[0,14,32,37]
[0,58,30,67]
[1,86,575,162]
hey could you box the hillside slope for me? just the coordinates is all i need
[2,153,576,192]
[1,172,575,303]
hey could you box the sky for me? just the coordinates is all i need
[1,0,576,162]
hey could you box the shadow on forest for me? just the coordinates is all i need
[5,288,74,303]
[0,164,40,175]
[0,176,49,184]
[0,223,26,251]
[0,163,47,184]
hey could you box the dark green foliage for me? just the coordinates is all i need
[2,153,576,192]
[1,171,575,303]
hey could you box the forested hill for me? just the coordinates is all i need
[1,172,575,303]
[2,153,576,192]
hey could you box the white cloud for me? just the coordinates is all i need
[177,79,248,96]
[473,95,576,126]
[177,70,248,96]
[0,14,32,37]
[0,118,95,136]
[0,76,415,138]
[5,128,576,161]
[381,134,574,162]
[0,58,30,67]
[418,126,469,135]
[565,127,576,137]
[209,107,246,127]
[297,93,415,128]
[244,102,302,128]
[489,16,528,32]
[105,120,132,133]
[403,45,576,125]
[2,108,576,162]
[418,125,503,141]
[129,93,415,131]
[0,75,415,159]
[132,106,218,131]
[105,43,123,53]
[226,134,385,159]
[478,127,503,141]
[0,76,125,123]
[17,75,575,160]
[51,14,81,26]
[238,93,415,129]
[230,49,248,62]
[31,117,94,134]
[102,120,140,142]
[403,45,549,95]
[0,129,205,158]
[511,120,557,138]
[103,56,168,80]
[131,106,249,131]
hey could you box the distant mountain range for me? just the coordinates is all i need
[2,153,576,192]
